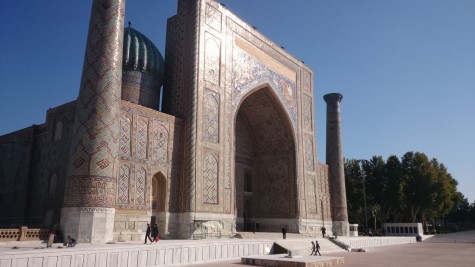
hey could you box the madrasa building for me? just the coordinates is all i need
[0,0,349,243]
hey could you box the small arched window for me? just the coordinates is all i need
[152,172,167,212]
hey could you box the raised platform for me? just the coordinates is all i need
[0,239,273,267]
[242,254,344,267]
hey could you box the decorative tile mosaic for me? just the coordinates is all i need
[232,47,297,127]
[203,90,220,143]
[117,164,130,205]
[204,34,221,86]
[135,167,146,205]
[202,152,218,204]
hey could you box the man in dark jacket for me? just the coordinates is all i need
[315,240,321,256]
[144,224,152,244]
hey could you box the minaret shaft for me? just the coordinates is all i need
[61,0,126,243]
[324,93,349,236]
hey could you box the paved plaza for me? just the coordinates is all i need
[0,231,474,266]
[187,231,475,267]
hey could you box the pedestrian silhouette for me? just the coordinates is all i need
[315,240,321,256]
[321,226,326,237]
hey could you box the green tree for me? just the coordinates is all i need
[344,151,463,231]
[400,152,434,222]
[344,159,364,225]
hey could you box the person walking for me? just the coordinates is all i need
[152,224,159,242]
[144,223,153,244]
[46,225,55,248]
[281,225,287,239]
[315,240,321,256]
[321,226,326,237]
[310,241,316,255]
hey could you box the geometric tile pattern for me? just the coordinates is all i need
[205,3,222,32]
[303,71,311,92]
[303,95,313,131]
[204,35,220,86]
[304,134,315,171]
[135,167,146,205]
[117,164,130,205]
[232,47,297,127]
[306,175,317,214]
[136,118,148,160]
[202,152,218,204]
[181,1,200,212]
[64,0,125,208]
[120,115,132,157]
[152,123,168,163]
[259,157,291,217]
[318,165,332,221]
[63,175,116,207]
[203,90,219,143]
[67,0,124,178]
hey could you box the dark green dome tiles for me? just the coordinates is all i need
[123,26,165,81]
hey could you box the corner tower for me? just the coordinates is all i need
[61,0,125,243]
[324,93,349,236]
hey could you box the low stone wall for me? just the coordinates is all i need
[0,227,48,242]
[336,236,416,249]
[0,240,273,267]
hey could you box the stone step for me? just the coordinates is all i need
[274,238,346,256]
[235,232,346,256]
[236,232,313,240]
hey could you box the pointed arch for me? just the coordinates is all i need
[234,81,296,140]
[234,84,298,230]
[152,172,167,212]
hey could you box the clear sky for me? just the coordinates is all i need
[1,1,474,203]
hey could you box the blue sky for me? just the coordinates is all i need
[1,1,474,203]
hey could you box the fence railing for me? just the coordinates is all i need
[0,227,48,241]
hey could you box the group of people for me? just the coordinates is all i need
[310,240,321,256]
[281,225,325,256]
[46,224,76,248]
[144,223,160,244]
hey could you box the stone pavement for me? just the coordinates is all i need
[187,231,475,267]
[1,231,474,267]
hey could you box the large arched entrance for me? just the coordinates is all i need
[235,86,297,232]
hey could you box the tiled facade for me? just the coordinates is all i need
[0,0,348,242]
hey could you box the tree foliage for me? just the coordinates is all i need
[344,151,470,231]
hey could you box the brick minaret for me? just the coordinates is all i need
[61,0,125,243]
[324,93,349,236]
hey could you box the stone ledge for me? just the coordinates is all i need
[242,254,344,267]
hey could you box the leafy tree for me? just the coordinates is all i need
[384,155,404,222]
[344,151,465,232]
[344,159,365,225]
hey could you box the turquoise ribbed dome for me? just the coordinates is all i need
[123,26,165,81]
